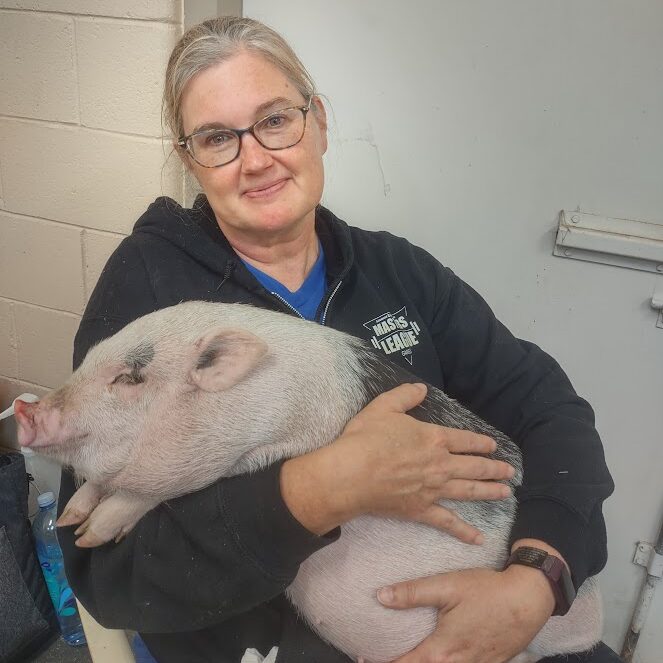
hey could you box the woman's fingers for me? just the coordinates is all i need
[423,425,516,481]
[437,479,512,501]
[414,505,484,545]
[328,385,517,541]
[359,382,428,415]
[443,453,515,482]
[439,428,497,454]
[376,572,457,611]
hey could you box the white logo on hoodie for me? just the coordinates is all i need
[363,306,421,365]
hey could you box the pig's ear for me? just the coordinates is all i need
[189,328,268,392]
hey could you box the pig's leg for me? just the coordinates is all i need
[74,491,159,548]
[57,481,106,527]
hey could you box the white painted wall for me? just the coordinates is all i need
[246,1,663,659]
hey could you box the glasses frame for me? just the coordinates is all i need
[177,97,313,168]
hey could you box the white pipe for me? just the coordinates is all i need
[621,517,663,662]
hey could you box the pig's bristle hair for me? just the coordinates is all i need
[73,471,85,490]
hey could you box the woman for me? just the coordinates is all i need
[58,17,615,663]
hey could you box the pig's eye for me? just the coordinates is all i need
[111,371,144,386]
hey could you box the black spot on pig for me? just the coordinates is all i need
[124,344,155,372]
[196,340,223,370]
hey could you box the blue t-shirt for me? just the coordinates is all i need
[241,243,327,321]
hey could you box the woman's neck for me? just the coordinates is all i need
[221,219,319,292]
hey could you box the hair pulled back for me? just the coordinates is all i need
[163,16,316,141]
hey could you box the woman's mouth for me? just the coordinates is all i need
[243,179,288,199]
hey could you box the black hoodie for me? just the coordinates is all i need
[58,196,614,663]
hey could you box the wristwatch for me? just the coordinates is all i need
[504,546,576,616]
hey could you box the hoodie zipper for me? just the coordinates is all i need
[270,292,305,319]
[218,259,345,325]
[271,280,344,323]
[320,279,343,326]
[215,261,236,291]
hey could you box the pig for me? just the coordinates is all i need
[14,301,602,663]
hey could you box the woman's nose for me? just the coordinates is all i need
[240,133,273,172]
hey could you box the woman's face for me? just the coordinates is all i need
[179,50,327,242]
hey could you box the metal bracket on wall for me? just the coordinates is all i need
[633,541,663,577]
[653,280,663,329]
[554,211,663,274]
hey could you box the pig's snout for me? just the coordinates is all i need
[14,399,38,447]
[15,399,68,449]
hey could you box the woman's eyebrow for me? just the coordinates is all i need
[191,96,298,134]
[254,95,295,117]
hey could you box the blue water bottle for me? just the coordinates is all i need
[32,491,87,646]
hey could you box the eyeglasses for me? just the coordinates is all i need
[178,98,313,168]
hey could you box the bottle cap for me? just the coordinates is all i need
[37,492,56,508]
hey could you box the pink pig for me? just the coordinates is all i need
[14,301,602,663]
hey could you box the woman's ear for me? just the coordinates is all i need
[175,142,195,173]
[312,96,328,153]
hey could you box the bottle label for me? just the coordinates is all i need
[58,586,77,617]
[40,562,77,617]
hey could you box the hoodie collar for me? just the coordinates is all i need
[133,195,354,286]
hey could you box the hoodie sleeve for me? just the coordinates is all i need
[58,239,339,632]
[409,244,614,589]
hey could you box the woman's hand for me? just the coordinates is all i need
[280,383,515,542]
[378,564,555,663]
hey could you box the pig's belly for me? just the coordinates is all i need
[286,513,511,663]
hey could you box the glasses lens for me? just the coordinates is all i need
[190,130,239,167]
[254,108,305,150]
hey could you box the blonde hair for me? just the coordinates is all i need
[163,16,316,141]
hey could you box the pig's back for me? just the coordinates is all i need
[287,509,512,663]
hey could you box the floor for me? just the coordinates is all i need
[32,637,93,663]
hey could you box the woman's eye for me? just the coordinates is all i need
[265,114,286,128]
[206,131,232,146]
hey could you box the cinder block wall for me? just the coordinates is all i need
[0,1,185,445]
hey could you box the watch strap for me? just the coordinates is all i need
[504,546,576,616]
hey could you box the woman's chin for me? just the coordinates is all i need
[242,205,316,235]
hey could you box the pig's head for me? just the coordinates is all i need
[14,314,268,488]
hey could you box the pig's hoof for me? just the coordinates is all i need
[73,520,108,547]
[113,523,136,544]
[73,514,136,547]
[57,508,87,527]
[75,531,108,548]
[74,519,114,547]
[73,520,90,537]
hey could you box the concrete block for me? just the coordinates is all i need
[0,154,4,206]
[83,229,124,299]
[0,11,79,123]
[76,18,180,136]
[15,302,79,388]
[0,376,50,450]
[0,1,181,22]
[0,118,184,234]
[0,299,18,378]
[0,211,85,313]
